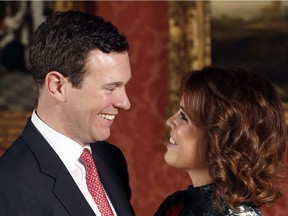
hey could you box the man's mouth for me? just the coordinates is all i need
[169,137,178,145]
[98,113,116,121]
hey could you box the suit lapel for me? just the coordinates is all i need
[21,119,95,216]
[52,166,95,216]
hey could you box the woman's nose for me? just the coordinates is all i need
[166,115,175,128]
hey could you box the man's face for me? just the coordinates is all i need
[62,50,131,145]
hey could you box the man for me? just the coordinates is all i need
[0,10,134,216]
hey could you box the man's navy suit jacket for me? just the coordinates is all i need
[0,118,134,216]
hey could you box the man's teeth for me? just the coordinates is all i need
[98,114,115,120]
[169,137,178,145]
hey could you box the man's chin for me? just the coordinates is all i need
[94,131,111,142]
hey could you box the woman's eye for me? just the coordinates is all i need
[180,111,188,121]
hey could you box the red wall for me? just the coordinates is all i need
[93,2,190,216]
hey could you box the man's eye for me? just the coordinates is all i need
[180,111,188,121]
[107,87,116,92]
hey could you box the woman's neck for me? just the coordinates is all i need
[187,169,214,187]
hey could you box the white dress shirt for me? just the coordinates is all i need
[31,110,116,215]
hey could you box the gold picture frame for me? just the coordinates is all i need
[167,1,211,117]
[211,0,288,124]
[167,1,288,124]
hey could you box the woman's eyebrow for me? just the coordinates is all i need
[180,105,189,115]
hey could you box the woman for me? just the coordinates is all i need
[155,65,288,216]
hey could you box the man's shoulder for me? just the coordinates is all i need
[91,141,122,155]
[0,136,36,180]
[91,141,127,168]
[0,137,28,164]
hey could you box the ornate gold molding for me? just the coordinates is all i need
[167,1,211,117]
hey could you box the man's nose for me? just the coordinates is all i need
[115,90,131,110]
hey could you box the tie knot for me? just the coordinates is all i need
[80,148,93,166]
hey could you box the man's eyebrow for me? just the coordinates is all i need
[102,81,126,88]
[103,76,132,87]
[104,82,122,87]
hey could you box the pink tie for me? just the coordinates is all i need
[80,148,114,216]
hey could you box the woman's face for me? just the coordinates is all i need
[165,98,211,185]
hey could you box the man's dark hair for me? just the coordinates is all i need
[29,10,129,88]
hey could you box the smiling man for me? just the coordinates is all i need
[0,10,134,216]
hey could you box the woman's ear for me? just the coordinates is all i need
[45,71,67,102]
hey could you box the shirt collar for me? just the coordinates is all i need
[31,110,90,171]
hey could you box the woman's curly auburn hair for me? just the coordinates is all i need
[180,65,288,211]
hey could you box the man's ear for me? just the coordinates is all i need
[45,71,67,102]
